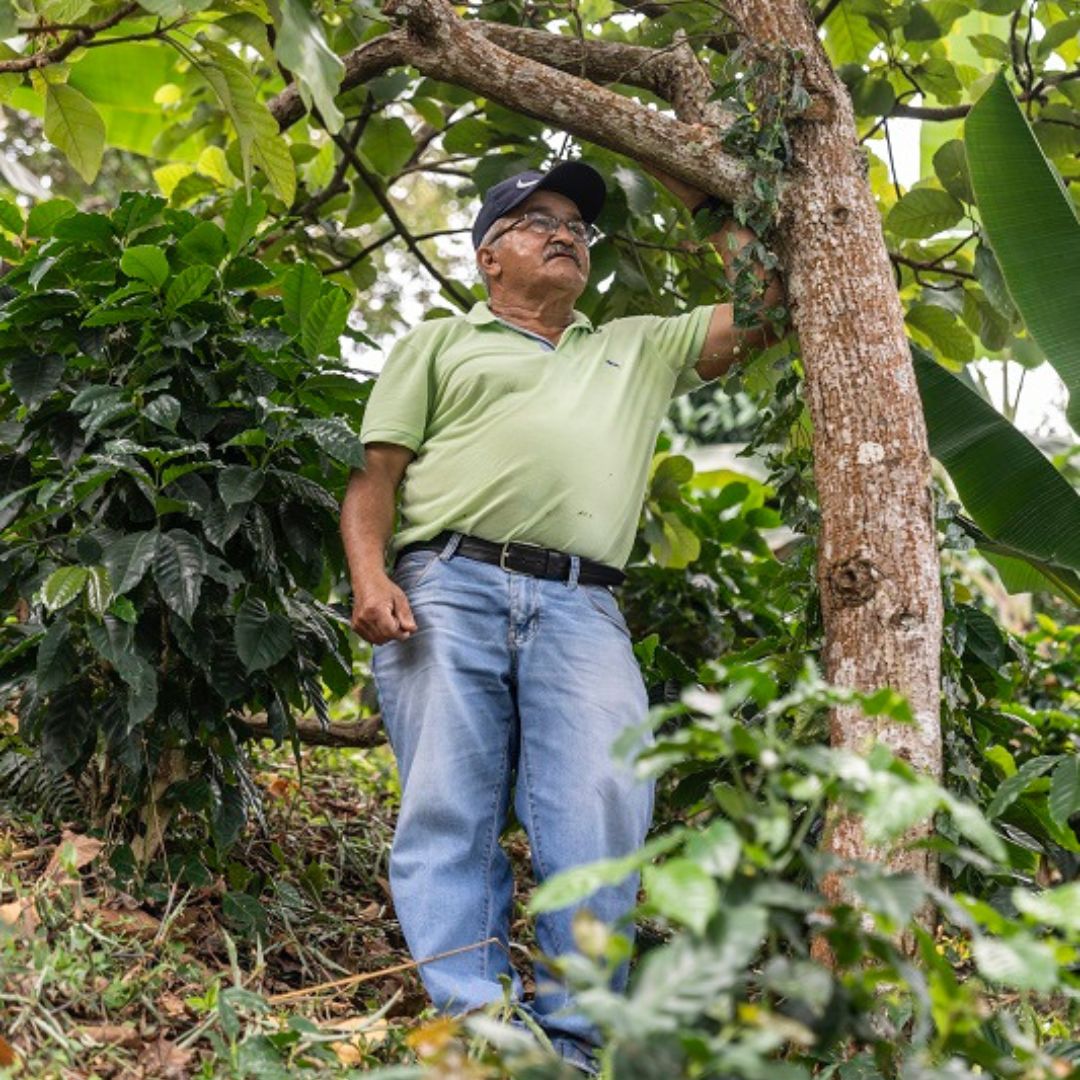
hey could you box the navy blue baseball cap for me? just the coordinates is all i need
[472,161,606,249]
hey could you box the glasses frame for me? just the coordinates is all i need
[484,210,601,248]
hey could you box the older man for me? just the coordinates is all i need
[341,159,784,1073]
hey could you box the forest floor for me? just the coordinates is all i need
[0,740,576,1079]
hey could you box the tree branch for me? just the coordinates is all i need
[329,126,475,309]
[242,712,386,748]
[376,0,752,203]
[0,2,140,73]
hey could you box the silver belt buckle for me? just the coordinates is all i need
[499,540,543,574]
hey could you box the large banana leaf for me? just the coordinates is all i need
[912,345,1080,601]
[964,69,1080,432]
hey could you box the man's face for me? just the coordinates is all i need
[476,190,591,301]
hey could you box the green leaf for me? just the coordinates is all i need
[154,528,206,622]
[43,82,106,184]
[965,69,1080,431]
[85,565,113,617]
[886,187,965,238]
[906,304,975,364]
[944,794,1008,861]
[529,831,685,914]
[972,241,1016,318]
[299,418,365,467]
[300,286,351,360]
[200,43,296,205]
[1013,882,1080,932]
[267,0,345,134]
[120,245,169,287]
[683,819,741,879]
[27,199,76,239]
[643,858,719,936]
[281,262,322,334]
[972,934,1060,992]
[166,265,215,311]
[8,354,66,407]
[144,395,182,431]
[359,115,415,176]
[225,189,266,254]
[42,566,89,611]
[177,221,228,266]
[219,466,265,507]
[913,346,1080,575]
[0,198,23,235]
[36,619,77,694]
[234,597,294,672]
[1049,757,1080,829]
[984,755,1060,819]
[851,871,926,925]
[104,530,159,594]
[932,139,974,203]
[822,5,880,65]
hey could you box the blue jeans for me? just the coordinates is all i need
[371,533,654,1060]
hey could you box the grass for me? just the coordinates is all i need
[0,737,576,1079]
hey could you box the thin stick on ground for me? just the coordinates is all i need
[267,936,508,1004]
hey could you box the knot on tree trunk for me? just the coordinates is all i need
[827,555,881,607]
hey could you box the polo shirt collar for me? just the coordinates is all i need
[466,301,594,333]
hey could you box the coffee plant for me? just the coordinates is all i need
[0,190,367,852]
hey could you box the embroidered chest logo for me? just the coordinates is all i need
[604,358,622,368]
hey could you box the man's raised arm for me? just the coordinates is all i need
[340,443,418,645]
[642,162,788,382]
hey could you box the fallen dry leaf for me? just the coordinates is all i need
[263,775,299,799]
[0,896,40,936]
[157,991,188,1020]
[0,1034,18,1067]
[45,830,104,882]
[91,904,161,941]
[77,1023,140,1047]
[135,1036,193,1079]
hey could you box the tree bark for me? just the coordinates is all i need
[241,712,386,748]
[725,0,944,896]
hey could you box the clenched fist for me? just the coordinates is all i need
[351,572,418,645]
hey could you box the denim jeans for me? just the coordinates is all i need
[371,533,654,1060]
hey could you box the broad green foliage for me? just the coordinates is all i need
[965,68,1080,433]
[516,660,1080,1079]
[0,191,367,848]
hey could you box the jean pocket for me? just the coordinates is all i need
[392,550,441,594]
[582,584,631,638]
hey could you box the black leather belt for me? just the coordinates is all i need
[397,531,625,587]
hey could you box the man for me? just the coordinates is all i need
[341,158,785,1073]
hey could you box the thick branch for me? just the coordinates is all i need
[270,22,728,133]
[242,712,386,748]
[379,0,751,203]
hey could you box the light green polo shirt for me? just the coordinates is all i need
[360,300,715,569]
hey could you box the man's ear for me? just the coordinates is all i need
[477,246,501,282]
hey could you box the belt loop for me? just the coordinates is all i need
[439,531,463,562]
[567,554,581,590]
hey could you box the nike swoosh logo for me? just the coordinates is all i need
[515,178,541,189]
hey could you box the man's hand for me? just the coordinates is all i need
[351,571,418,645]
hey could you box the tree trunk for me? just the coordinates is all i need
[726,0,944,894]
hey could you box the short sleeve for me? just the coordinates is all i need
[643,304,716,398]
[359,335,432,452]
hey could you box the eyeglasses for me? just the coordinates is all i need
[485,210,601,248]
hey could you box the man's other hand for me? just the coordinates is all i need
[352,572,418,644]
